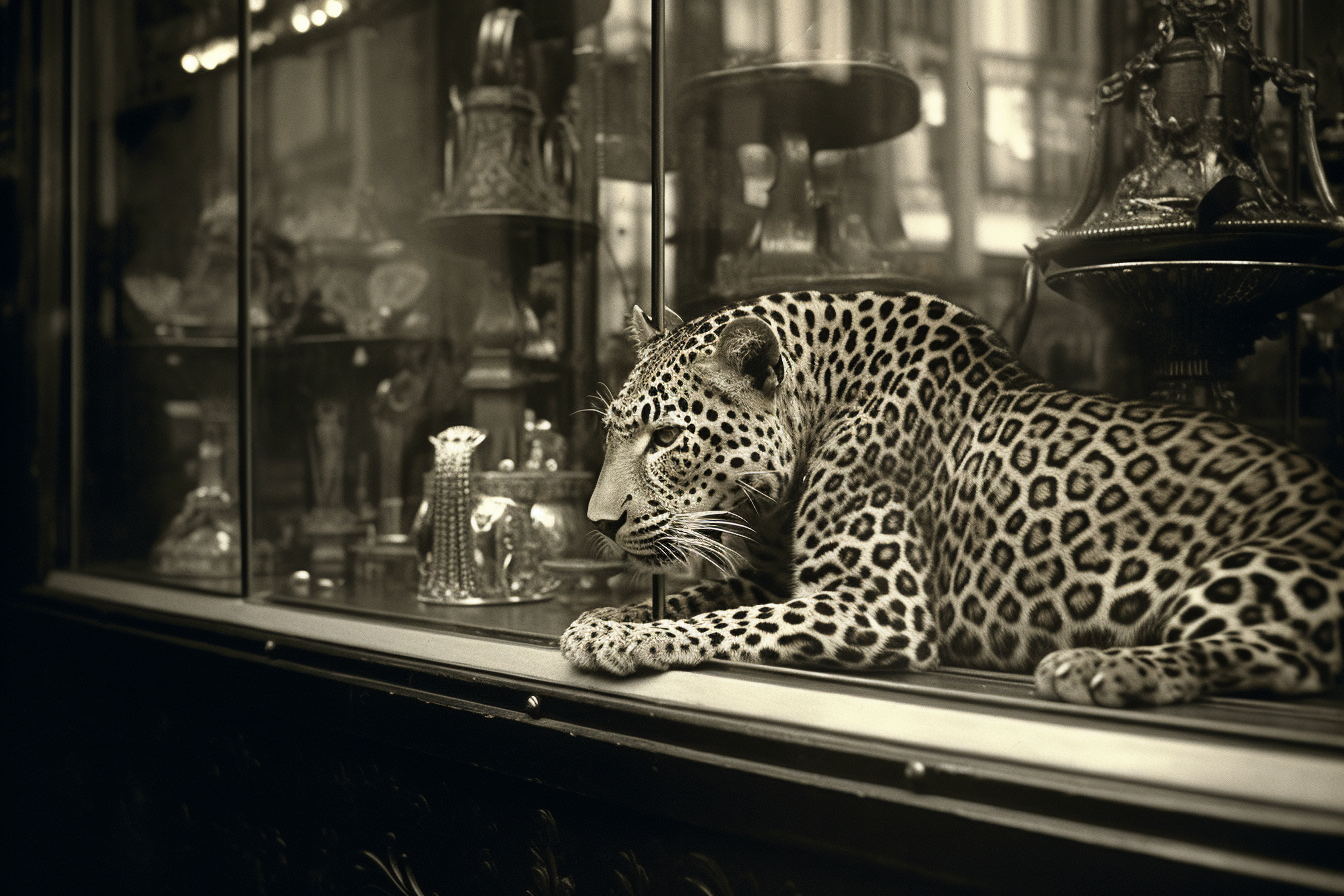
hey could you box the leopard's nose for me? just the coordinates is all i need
[592,510,627,541]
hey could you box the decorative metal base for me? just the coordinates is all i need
[1035,222,1343,271]
[1047,260,1344,350]
[1150,359,1240,416]
[415,589,554,607]
[1046,259,1344,412]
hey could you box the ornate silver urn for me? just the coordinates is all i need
[1029,0,1344,414]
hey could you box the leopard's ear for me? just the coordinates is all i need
[628,305,658,348]
[627,305,685,348]
[712,316,782,398]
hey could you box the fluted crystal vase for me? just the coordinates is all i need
[417,426,487,604]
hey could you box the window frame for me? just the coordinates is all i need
[32,3,1344,888]
[35,567,1344,892]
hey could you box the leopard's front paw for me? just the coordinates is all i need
[1035,647,1175,707]
[560,617,635,674]
[574,604,653,624]
[559,619,708,676]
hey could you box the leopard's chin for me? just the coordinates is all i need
[625,550,678,572]
[620,541,703,575]
[594,533,673,571]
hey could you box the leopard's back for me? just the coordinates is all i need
[926,383,1343,685]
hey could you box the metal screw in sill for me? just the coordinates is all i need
[525,695,542,717]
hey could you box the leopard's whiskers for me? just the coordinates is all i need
[586,528,626,560]
[736,477,773,510]
[667,509,752,579]
[573,385,616,422]
[596,383,617,419]
[678,510,756,543]
[590,504,752,578]
[668,531,737,579]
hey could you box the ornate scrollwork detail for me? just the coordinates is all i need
[526,809,576,896]
[356,832,437,896]
[684,852,743,896]
[682,852,803,896]
[609,849,651,896]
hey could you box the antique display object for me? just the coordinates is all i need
[151,434,240,586]
[301,397,363,578]
[417,426,490,604]
[414,425,553,605]
[676,59,924,305]
[472,469,595,600]
[149,394,257,590]
[423,7,596,468]
[1030,0,1344,413]
[347,365,432,593]
[413,414,606,606]
[371,366,430,542]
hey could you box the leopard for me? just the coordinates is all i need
[560,291,1344,707]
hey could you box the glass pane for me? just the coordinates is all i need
[251,0,627,636]
[69,0,1344,682]
[671,0,929,315]
[240,0,1110,639]
[666,1,1100,337]
[79,0,242,594]
[1229,7,1344,479]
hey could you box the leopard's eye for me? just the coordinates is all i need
[650,426,681,449]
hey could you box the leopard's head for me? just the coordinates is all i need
[589,306,794,571]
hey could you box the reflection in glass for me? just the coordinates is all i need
[241,1,616,637]
[75,1,1119,630]
[80,0,242,593]
[150,397,241,587]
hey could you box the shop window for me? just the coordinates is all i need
[53,0,1344,688]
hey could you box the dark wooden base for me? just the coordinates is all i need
[4,589,1336,896]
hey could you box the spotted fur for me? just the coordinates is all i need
[560,292,1344,707]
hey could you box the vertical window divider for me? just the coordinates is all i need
[237,0,254,596]
[1284,0,1303,445]
[68,0,84,569]
[650,0,667,620]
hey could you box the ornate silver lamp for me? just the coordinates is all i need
[423,8,597,468]
[1029,0,1344,414]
